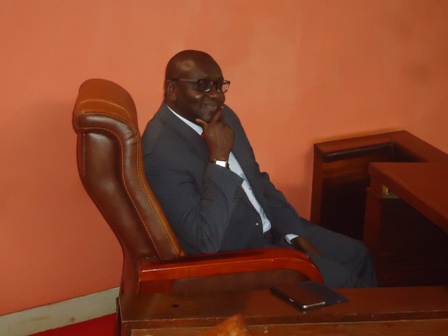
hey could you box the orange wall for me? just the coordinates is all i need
[1,1,447,315]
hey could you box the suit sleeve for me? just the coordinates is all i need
[258,170,313,238]
[144,149,244,254]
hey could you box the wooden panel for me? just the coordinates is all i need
[120,287,448,336]
[364,163,448,286]
[312,148,396,239]
[131,319,448,336]
[368,163,448,232]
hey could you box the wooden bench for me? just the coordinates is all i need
[311,130,448,240]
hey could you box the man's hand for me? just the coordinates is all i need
[196,108,234,161]
[290,236,324,256]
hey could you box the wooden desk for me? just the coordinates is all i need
[365,163,448,286]
[120,286,448,335]
[311,130,448,241]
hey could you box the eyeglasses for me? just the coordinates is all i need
[170,78,231,93]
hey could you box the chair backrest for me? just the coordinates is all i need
[72,79,184,269]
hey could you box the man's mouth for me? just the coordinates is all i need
[201,102,219,113]
[202,102,218,108]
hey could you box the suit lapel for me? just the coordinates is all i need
[223,113,267,213]
[157,105,209,161]
[225,115,258,190]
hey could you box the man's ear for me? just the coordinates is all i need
[165,80,177,101]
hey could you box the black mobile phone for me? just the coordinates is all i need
[270,283,326,310]
[300,281,348,306]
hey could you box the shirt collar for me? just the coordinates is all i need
[166,104,203,136]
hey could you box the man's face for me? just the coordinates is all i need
[168,59,226,124]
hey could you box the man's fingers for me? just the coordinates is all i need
[195,118,208,130]
[292,237,324,257]
[210,109,223,124]
[195,108,224,132]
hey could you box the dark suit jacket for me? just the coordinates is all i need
[142,103,312,255]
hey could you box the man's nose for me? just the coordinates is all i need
[206,85,224,99]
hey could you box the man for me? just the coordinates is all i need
[142,50,377,288]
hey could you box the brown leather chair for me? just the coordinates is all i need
[72,78,322,296]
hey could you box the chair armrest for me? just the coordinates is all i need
[138,248,323,283]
